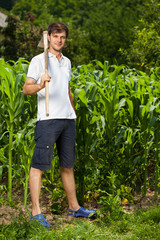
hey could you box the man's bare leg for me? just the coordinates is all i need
[60,167,80,211]
[29,167,43,216]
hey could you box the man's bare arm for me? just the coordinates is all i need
[23,74,51,95]
[68,84,76,115]
[23,78,41,95]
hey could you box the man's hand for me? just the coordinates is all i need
[40,73,51,89]
[23,74,51,95]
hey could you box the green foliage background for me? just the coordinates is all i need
[121,0,160,72]
[1,0,158,67]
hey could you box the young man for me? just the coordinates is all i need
[23,22,96,228]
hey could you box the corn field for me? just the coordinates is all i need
[0,58,160,206]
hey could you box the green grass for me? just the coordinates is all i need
[1,205,160,240]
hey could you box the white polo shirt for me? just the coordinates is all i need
[27,52,76,120]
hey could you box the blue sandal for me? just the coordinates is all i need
[67,207,97,218]
[30,213,50,228]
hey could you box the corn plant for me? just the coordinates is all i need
[0,57,160,207]
[71,64,105,205]
[72,61,160,202]
[15,119,36,206]
[152,104,160,200]
[0,58,28,201]
[95,62,125,140]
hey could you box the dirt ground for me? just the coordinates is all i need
[1,188,160,225]
[0,187,99,225]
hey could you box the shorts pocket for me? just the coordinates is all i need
[33,143,53,166]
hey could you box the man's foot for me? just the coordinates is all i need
[67,207,97,218]
[30,213,50,228]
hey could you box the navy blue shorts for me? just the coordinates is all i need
[32,119,76,170]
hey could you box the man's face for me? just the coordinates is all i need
[48,30,66,52]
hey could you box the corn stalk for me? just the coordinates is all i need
[0,59,27,201]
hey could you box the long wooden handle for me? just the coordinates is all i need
[43,31,49,116]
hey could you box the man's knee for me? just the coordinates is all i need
[30,167,43,177]
[60,167,73,174]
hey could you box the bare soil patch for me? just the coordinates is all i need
[1,188,160,225]
[122,189,160,213]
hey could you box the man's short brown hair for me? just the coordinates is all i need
[48,22,69,38]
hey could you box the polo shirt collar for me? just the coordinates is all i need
[48,52,64,60]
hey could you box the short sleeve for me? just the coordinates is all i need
[27,57,41,82]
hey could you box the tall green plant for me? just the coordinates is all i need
[16,119,36,206]
[71,64,105,205]
[152,107,160,200]
[0,58,28,201]
[72,61,160,201]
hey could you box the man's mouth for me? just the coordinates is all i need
[56,43,62,47]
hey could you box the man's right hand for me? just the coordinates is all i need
[40,73,51,89]
[23,74,51,96]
